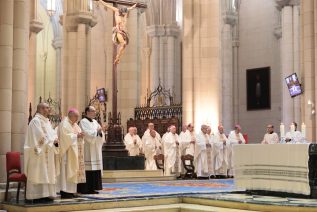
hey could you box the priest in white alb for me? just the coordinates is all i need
[164,125,181,176]
[24,103,59,203]
[261,124,279,144]
[180,124,195,156]
[206,126,215,177]
[195,125,209,178]
[57,108,85,199]
[77,106,105,194]
[124,127,141,156]
[144,130,162,170]
[228,124,246,177]
[285,122,306,143]
[213,125,228,178]
[142,123,161,150]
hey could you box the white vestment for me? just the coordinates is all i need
[79,118,105,172]
[141,129,161,153]
[261,132,279,144]
[164,132,181,176]
[285,131,306,143]
[206,134,215,176]
[227,131,246,176]
[144,136,161,170]
[179,130,195,156]
[57,117,85,194]
[195,132,209,177]
[124,133,141,156]
[213,132,229,175]
[24,114,58,199]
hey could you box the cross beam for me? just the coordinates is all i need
[96,0,147,8]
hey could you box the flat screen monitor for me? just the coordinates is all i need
[285,73,302,98]
[97,88,107,103]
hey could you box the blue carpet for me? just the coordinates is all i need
[83,179,238,200]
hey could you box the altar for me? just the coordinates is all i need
[233,144,317,197]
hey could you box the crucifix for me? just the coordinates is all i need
[95,0,147,158]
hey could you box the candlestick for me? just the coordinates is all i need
[302,122,306,138]
[280,123,285,138]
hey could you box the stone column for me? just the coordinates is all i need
[61,0,97,113]
[166,24,179,97]
[146,25,164,91]
[222,11,237,131]
[52,37,62,101]
[142,47,151,101]
[0,0,14,182]
[29,0,43,112]
[301,0,315,141]
[11,0,28,153]
[280,3,294,127]
[293,3,301,125]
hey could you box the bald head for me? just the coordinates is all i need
[37,103,50,117]
[201,125,208,134]
[218,125,224,134]
[128,127,134,135]
[182,124,187,132]
[206,126,212,135]
[170,125,176,134]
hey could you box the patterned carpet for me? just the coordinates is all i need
[83,179,238,200]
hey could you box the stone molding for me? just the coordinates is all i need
[223,11,238,26]
[146,25,165,37]
[29,19,44,34]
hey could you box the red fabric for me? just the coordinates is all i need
[243,134,248,144]
[8,173,27,182]
[6,152,21,172]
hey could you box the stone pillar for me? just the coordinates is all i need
[29,0,43,112]
[11,0,28,153]
[280,4,294,127]
[146,25,164,91]
[222,11,237,131]
[293,4,301,125]
[166,24,179,97]
[0,0,14,182]
[52,37,62,101]
[301,0,315,141]
[61,0,97,113]
[142,47,151,100]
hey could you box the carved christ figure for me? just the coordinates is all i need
[99,0,137,64]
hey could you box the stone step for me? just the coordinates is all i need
[102,175,176,183]
[102,170,176,183]
[103,170,164,178]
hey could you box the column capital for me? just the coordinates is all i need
[64,12,97,32]
[146,25,165,37]
[223,11,238,26]
[165,24,180,37]
[29,19,44,34]
[52,37,63,49]
[275,0,299,9]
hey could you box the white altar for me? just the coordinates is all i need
[233,144,310,195]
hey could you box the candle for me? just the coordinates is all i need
[302,122,306,138]
[280,123,285,138]
[290,123,295,133]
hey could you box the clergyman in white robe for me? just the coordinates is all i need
[24,103,59,202]
[206,126,215,177]
[142,123,161,153]
[77,106,105,194]
[261,124,279,144]
[144,130,162,170]
[213,125,229,177]
[57,109,85,198]
[285,123,305,143]
[124,127,141,156]
[228,125,246,177]
[164,126,181,176]
[194,125,209,178]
